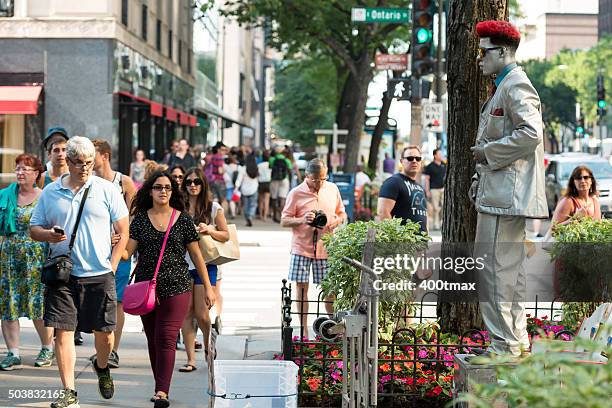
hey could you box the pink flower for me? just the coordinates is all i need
[418,349,428,359]
[380,375,391,384]
[337,361,343,369]
[331,371,341,381]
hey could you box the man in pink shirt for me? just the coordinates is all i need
[281,159,346,333]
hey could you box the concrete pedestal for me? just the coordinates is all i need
[452,354,518,408]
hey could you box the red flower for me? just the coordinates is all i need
[433,386,443,396]
[416,377,427,385]
[329,349,340,358]
[380,363,391,372]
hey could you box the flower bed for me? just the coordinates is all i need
[278,317,574,407]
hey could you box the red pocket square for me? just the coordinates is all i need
[492,108,504,116]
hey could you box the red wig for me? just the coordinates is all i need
[476,20,521,48]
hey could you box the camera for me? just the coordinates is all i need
[308,210,327,229]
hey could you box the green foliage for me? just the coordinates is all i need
[452,336,612,408]
[320,218,429,331]
[272,55,337,146]
[550,218,612,303]
[522,59,577,131]
[544,36,612,128]
[562,302,599,332]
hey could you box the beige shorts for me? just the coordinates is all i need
[270,179,290,199]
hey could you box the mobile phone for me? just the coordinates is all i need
[53,226,65,235]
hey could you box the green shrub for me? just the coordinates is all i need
[321,218,429,333]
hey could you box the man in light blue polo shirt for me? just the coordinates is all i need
[30,136,129,408]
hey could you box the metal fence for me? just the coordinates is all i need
[280,279,567,407]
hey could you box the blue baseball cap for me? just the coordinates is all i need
[43,127,69,150]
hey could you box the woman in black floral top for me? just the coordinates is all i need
[124,170,214,408]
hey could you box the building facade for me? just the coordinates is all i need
[0,0,195,179]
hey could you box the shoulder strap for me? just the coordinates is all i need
[152,208,177,282]
[67,186,90,255]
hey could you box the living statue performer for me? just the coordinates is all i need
[467,20,548,361]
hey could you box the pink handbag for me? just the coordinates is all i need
[123,209,176,316]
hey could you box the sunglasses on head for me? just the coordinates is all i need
[185,178,203,186]
[403,156,422,162]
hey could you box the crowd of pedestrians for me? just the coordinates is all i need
[0,129,307,407]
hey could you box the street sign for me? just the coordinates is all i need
[351,7,410,24]
[422,102,444,132]
[387,78,412,101]
[375,54,408,71]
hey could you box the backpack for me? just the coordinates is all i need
[271,157,288,181]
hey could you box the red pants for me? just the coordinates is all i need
[141,291,191,394]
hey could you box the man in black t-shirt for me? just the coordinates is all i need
[423,148,446,230]
[377,145,428,233]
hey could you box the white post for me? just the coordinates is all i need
[332,123,339,173]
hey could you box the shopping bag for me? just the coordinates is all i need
[199,224,240,265]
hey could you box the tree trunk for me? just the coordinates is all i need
[437,0,509,334]
[367,90,392,172]
[337,56,373,174]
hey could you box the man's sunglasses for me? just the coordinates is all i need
[186,178,203,186]
[403,156,422,162]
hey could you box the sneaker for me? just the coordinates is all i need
[50,388,79,408]
[0,352,23,371]
[107,350,119,369]
[74,332,83,346]
[34,348,55,367]
[92,357,114,399]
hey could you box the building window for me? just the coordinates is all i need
[168,30,173,60]
[121,0,128,26]
[187,50,191,74]
[239,73,245,110]
[0,0,14,17]
[156,19,161,51]
[141,5,148,41]
[178,40,183,68]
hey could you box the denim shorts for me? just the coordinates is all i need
[189,264,218,286]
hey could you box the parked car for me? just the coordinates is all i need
[545,153,612,218]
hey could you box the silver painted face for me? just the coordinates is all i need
[478,38,506,77]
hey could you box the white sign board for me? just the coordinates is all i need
[422,102,444,133]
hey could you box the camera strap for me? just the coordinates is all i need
[66,186,90,258]
[312,228,319,258]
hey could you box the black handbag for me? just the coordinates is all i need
[41,187,90,285]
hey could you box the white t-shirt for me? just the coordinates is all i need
[355,171,371,190]
[258,161,272,182]
[186,201,223,270]
[236,165,259,196]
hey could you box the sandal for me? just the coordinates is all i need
[178,364,197,372]
[153,396,170,408]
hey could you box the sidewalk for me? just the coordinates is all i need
[0,328,248,408]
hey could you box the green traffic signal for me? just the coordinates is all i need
[416,28,432,43]
[598,100,607,108]
[577,126,584,134]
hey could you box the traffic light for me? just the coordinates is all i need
[411,0,436,78]
[597,74,606,118]
[576,116,585,135]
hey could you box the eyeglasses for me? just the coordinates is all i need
[186,178,203,186]
[574,175,592,181]
[152,185,173,192]
[477,47,503,59]
[307,176,328,183]
[67,158,94,169]
[402,156,422,162]
[172,174,184,180]
[15,167,35,173]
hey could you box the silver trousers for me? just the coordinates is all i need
[474,213,529,355]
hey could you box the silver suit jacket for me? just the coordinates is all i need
[473,66,549,218]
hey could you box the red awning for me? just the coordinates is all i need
[189,114,197,127]
[179,112,189,126]
[116,91,164,117]
[0,86,43,115]
[166,107,177,122]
